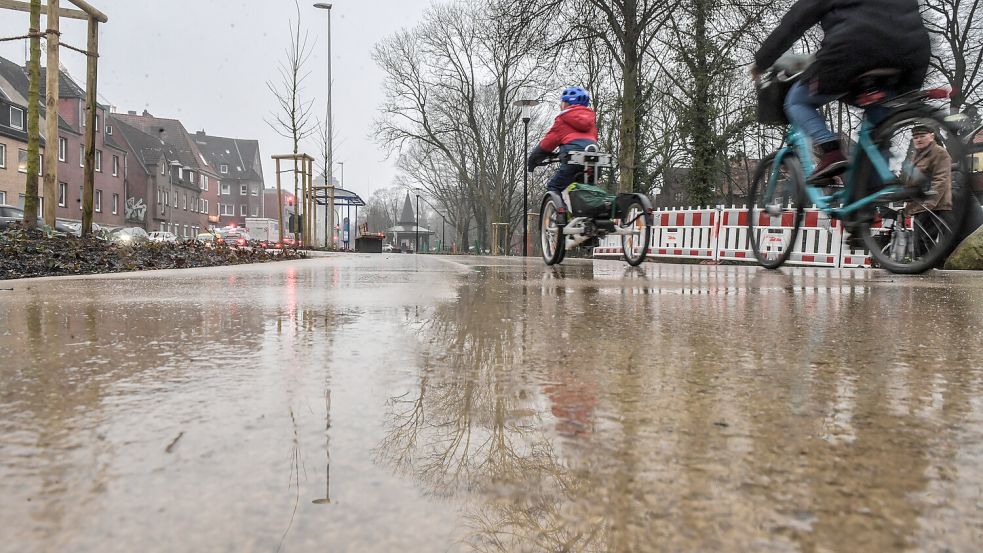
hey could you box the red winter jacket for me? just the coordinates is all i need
[539,105,598,152]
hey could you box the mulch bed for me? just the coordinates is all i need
[0,226,307,281]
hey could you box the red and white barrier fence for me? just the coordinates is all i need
[594,205,874,268]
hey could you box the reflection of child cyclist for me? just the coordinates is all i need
[527,87,598,193]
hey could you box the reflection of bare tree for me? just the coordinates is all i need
[376,266,608,551]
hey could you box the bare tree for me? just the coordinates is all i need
[922,0,983,111]
[267,0,318,234]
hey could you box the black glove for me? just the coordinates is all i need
[527,145,549,172]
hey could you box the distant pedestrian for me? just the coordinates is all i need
[905,125,953,256]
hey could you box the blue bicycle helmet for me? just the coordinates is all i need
[560,86,591,107]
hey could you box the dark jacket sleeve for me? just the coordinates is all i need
[755,0,832,69]
[527,145,549,172]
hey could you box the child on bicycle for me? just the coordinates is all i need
[527,87,598,193]
[750,0,931,182]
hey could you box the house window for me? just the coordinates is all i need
[240,204,247,216]
[0,143,6,168]
[17,150,40,174]
[0,191,6,204]
[201,175,208,191]
[220,203,235,216]
[95,150,102,172]
[79,102,85,126]
[161,161,166,176]
[251,185,259,196]
[79,145,84,167]
[240,184,248,196]
[173,192,178,208]
[182,194,187,211]
[203,199,208,214]
[9,106,24,130]
[58,182,67,207]
[95,114,100,132]
[79,185,83,210]
[106,125,113,135]
[18,195,43,213]
[58,138,66,162]
[252,206,260,217]
[112,193,119,215]
[221,182,231,195]
[220,164,228,174]
[95,189,102,213]
[112,155,119,176]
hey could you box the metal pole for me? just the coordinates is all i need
[415,194,419,253]
[522,117,529,256]
[327,7,334,250]
[442,216,445,253]
[314,3,333,248]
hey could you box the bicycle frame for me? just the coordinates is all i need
[766,117,904,219]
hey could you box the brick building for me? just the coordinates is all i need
[192,131,264,227]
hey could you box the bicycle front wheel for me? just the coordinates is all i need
[620,200,651,266]
[852,108,970,274]
[747,152,805,269]
[540,197,566,265]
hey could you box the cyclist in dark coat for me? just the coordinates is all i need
[751,0,931,181]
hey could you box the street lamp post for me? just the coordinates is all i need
[513,99,540,257]
[314,2,333,249]
[415,194,420,253]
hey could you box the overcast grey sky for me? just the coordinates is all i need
[0,0,435,205]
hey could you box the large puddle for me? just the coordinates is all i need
[1,256,982,552]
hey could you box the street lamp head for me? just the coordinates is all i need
[314,3,333,9]
[513,99,541,121]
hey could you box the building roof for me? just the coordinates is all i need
[111,116,181,175]
[399,194,415,225]
[193,131,262,181]
[0,56,95,139]
[113,112,208,173]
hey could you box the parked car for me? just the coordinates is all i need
[147,231,178,243]
[220,230,253,249]
[60,221,114,239]
[195,231,225,248]
[0,205,75,235]
[111,226,150,244]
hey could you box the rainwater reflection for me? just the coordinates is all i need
[380,260,983,552]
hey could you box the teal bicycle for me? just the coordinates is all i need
[748,58,971,274]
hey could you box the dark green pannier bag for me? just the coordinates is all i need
[563,183,616,218]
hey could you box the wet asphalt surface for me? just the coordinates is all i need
[1,254,982,552]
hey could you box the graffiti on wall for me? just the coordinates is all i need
[125,197,147,223]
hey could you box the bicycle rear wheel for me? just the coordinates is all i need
[852,108,970,274]
[747,152,805,269]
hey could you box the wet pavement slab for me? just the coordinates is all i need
[1,255,982,552]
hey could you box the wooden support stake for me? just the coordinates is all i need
[81,16,97,235]
[42,0,59,226]
[275,157,283,243]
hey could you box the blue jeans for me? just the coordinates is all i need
[784,81,891,146]
[547,139,596,193]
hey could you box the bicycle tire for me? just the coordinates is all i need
[747,152,805,269]
[620,200,651,266]
[540,197,566,265]
[853,107,970,274]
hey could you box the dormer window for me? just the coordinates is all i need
[9,106,24,130]
[220,164,229,174]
